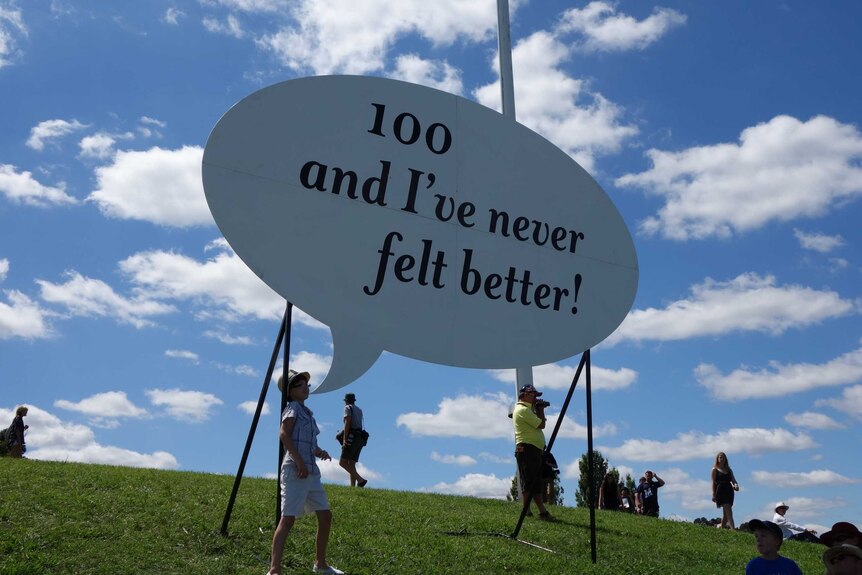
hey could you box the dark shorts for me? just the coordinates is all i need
[340,429,363,462]
[515,443,544,495]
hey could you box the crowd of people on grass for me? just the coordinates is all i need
[7,379,860,575]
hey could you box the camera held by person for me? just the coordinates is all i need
[535,399,550,409]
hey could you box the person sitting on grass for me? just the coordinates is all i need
[745,519,802,575]
[773,501,820,543]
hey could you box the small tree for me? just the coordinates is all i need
[623,473,636,494]
[575,450,610,508]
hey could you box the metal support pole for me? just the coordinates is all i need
[585,350,596,563]
[221,304,290,535]
[496,0,516,121]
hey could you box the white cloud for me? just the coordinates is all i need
[203,330,254,345]
[396,391,614,440]
[146,388,223,422]
[653,468,714,511]
[0,405,177,469]
[79,133,117,160]
[238,400,270,416]
[163,8,185,25]
[557,2,686,52]
[202,0,290,12]
[617,115,862,240]
[258,0,505,75]
[391,54,463,95]
[0,289,53,340]
[0,258,7,283]
[751,469,857,488]
[0,4,27,68]
[0,164,77,207]
[89,145,211,227]
[137,116,166,139]
[317,457,381,485]
[203,14,244,38]
[606,273,856,346]
[490,362,637,391]
[397,392,514,439]
[475,30,638,172]
[114,243,327,328]
[26,119,88,150]
[784,411,844,430]
[421,473,512,499]
[165,349,200,363]
[214,362,259,377]
[794,229,845,253]
[478,452,512,465]
[697,343,862,401]
[118,247,285,322]
[816,384,862,419]
[54,391,149,428]
[601,427,816,462]
[431,451,477,466]
[37,271,176,328]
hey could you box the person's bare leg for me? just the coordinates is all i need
[314,510,333,569]
[269,515,295,574]
[339,458,365,487]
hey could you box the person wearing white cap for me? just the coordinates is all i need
[268,370,343,575]
[773,501,820,543]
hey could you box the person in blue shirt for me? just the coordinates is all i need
[745,519,803,575]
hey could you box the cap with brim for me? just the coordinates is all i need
[344,393,356,402]
[823,544,862,566]
[278,369,310,393]
[774,501,789,512]
[518,384,542,397]
[822,523,862,547]
[749,519,783,542]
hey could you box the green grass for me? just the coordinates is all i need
[1,459,826,574]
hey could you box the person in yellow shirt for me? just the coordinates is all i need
[512,384,552,520]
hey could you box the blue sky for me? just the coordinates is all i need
[2,0,861,533]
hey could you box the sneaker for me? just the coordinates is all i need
[312,565,344,574]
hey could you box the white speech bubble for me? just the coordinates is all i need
[203,76,638,393]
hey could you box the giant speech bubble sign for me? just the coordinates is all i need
[203,76,638,393]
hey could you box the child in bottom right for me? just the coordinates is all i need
[745,519,803,575]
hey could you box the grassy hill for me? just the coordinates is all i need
[1,459,826,574]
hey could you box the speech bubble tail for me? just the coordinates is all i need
[311,328,383,394]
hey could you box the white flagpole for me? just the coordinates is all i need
[497,0,535,504]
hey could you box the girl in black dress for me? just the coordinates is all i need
[711,452,740,529]
[598,472,621,511]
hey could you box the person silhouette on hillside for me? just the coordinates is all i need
[773,501,820,543]
[635,470,665,517]
[338,392,367,487]
[711,451,740,529]
[7,406,29,458]
[512,384,553,521]
[598,472,620,511]
[268,370,343,575]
